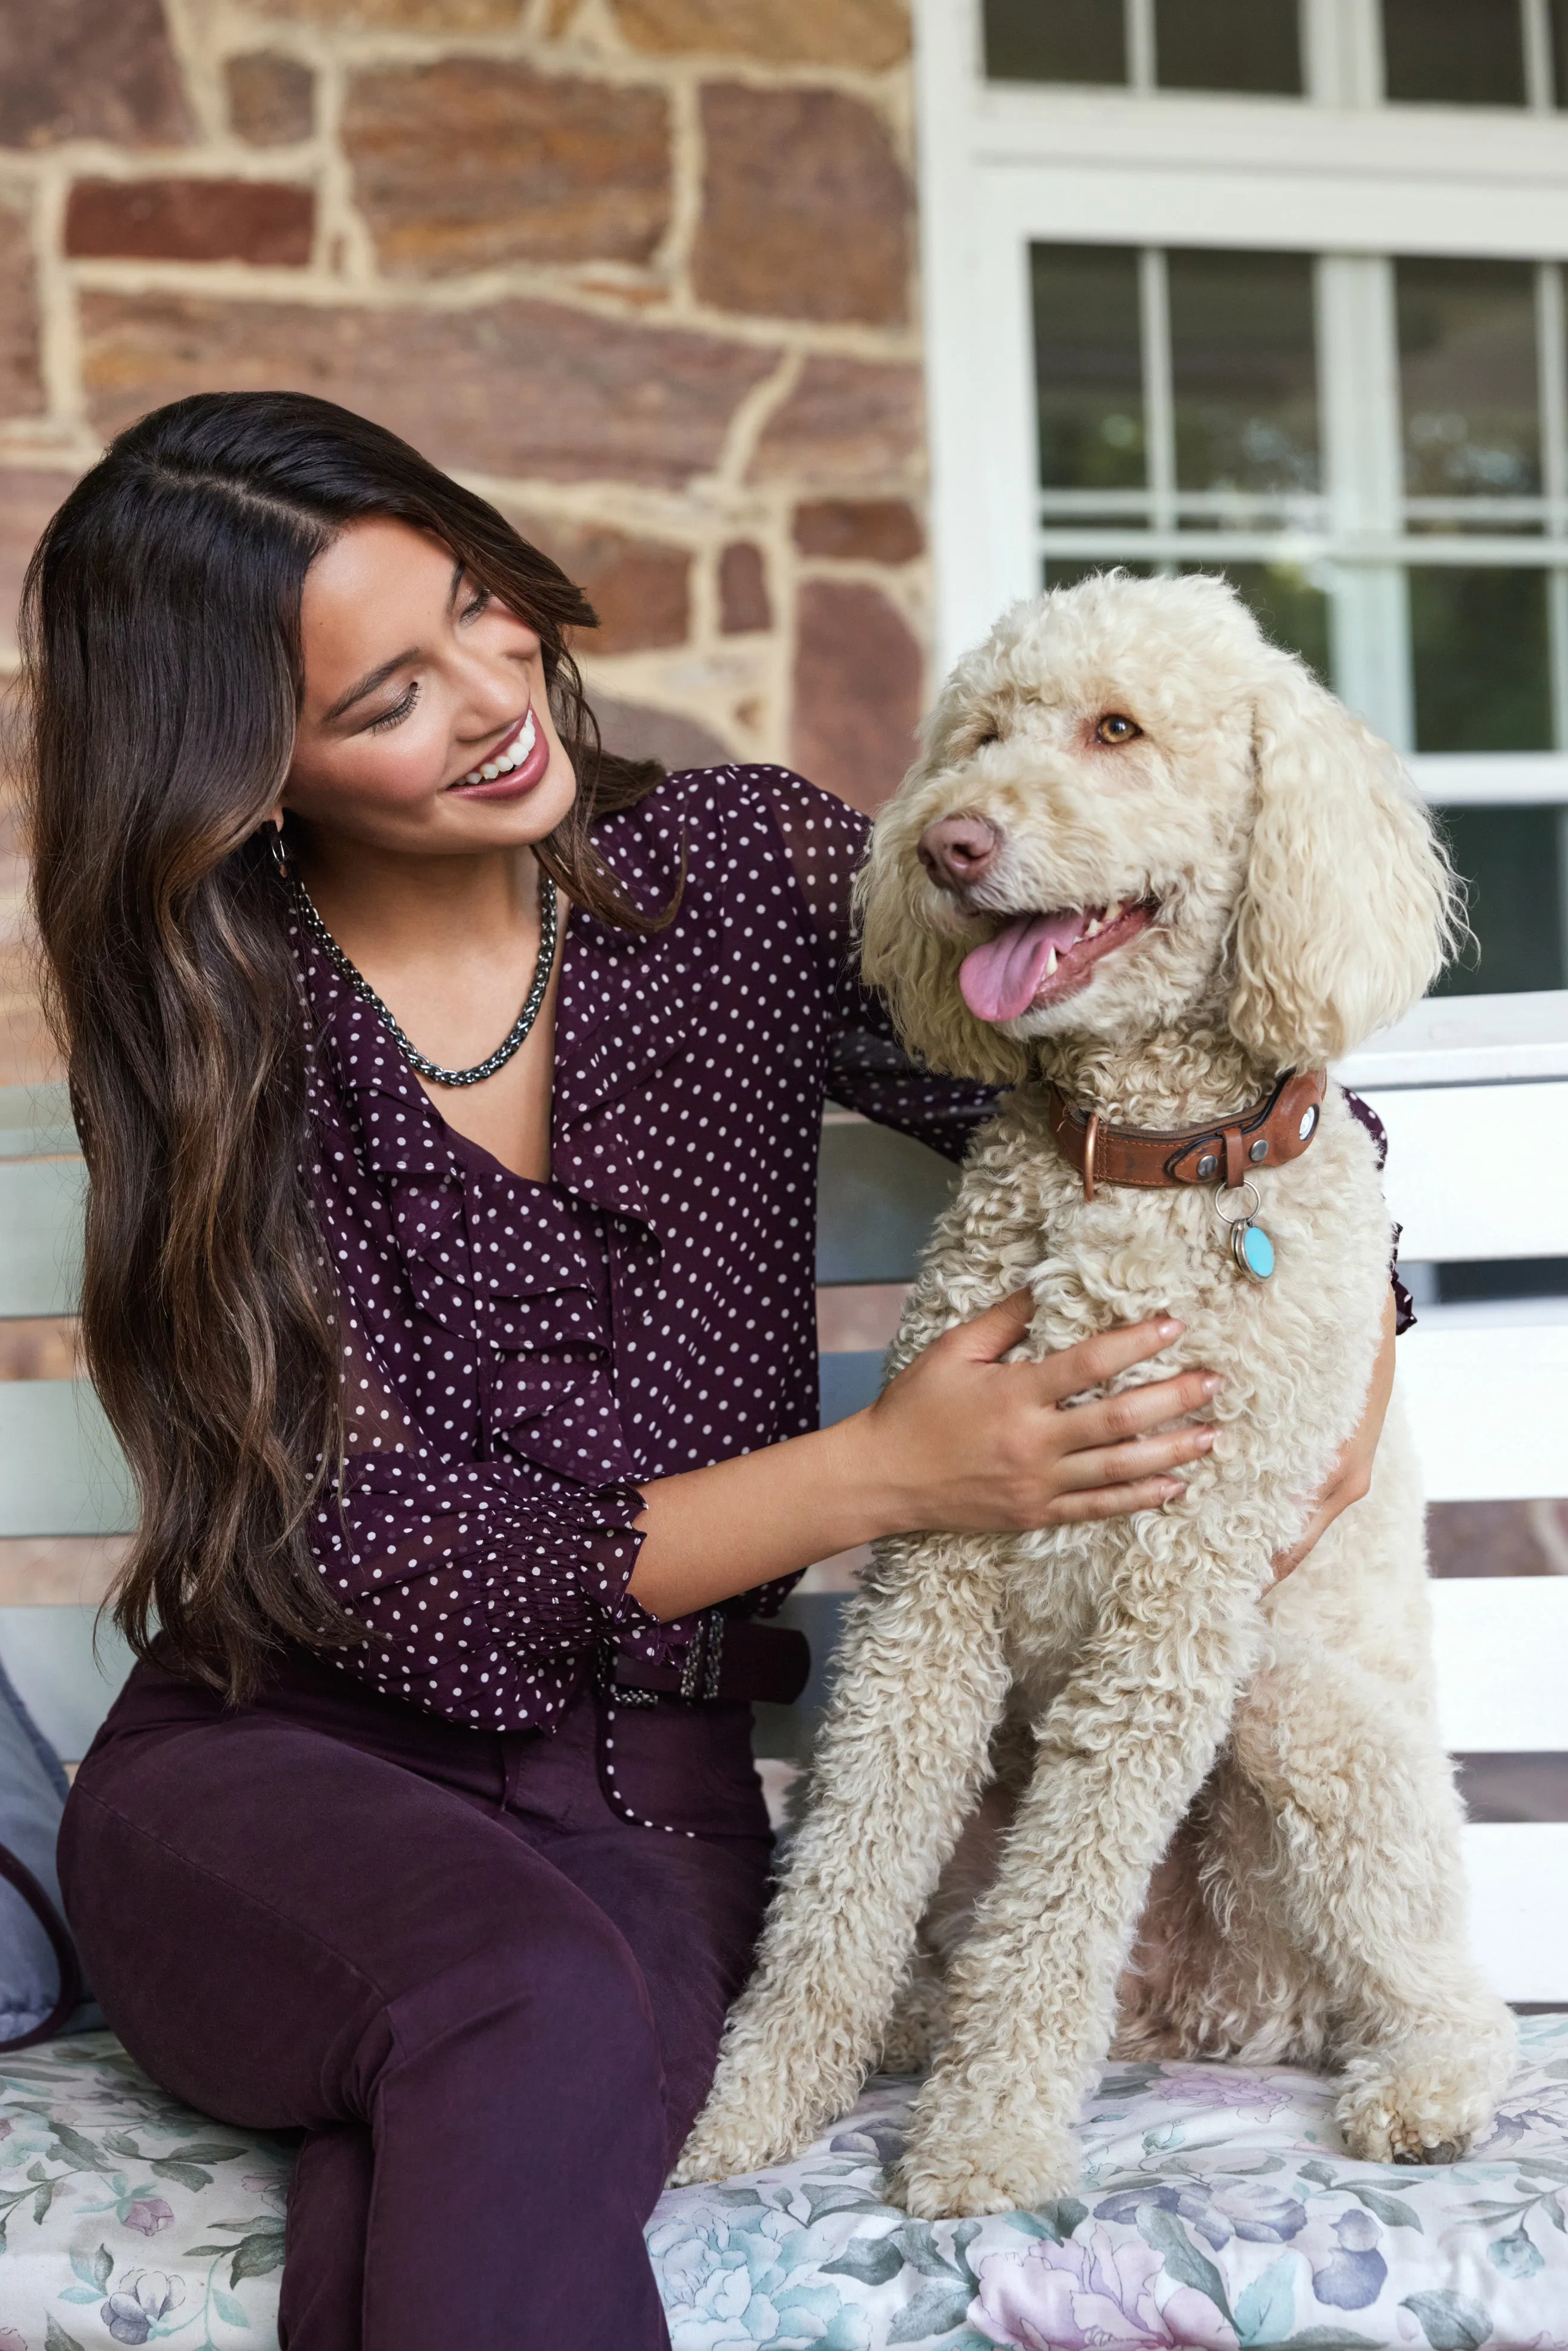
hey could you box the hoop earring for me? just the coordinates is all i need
[267,822,290,883]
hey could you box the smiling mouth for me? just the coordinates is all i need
[446,706,547,799]
[959,899,1157,1023]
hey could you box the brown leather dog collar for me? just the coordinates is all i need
[1045,1068,1328,1204]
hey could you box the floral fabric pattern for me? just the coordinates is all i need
[2,2021,1566,2346]
[650,2015,1568,2351]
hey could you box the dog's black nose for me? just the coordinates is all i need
[918,816,1000,891]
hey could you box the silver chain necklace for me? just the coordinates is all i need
[287,870,559,1089]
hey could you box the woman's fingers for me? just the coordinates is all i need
[1052,1366,1221,1454]
[1054,1422,1216,1495]
[1031,1315,1186,1402]
[1049,1476,1186,1524]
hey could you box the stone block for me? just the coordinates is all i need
[694,85,910,327]
[0,0,192,149]
[226,53,316,146]
[791,579,922,812]
[65,179,315,267]
[247,0,521,26]
[590,693,729,772]
[794,497,923,562]
[718,541,770,634]
[611,0,909,68]
[0,470,78,650]
[342,60,670,277]
[0,200,44,420]
[751,357,925,491]
[504,511,690,653]
[81,293,775,488]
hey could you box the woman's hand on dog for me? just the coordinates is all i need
[1269,1284,1397,1582]
[629,1296,1217,1620]
[862,1291,1220,1535]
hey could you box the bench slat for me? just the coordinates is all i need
[0,1605,135,1765]
[1431,1576,1568,1754]
[0,1082,75,1161]
[1359,1080,1568,1262]
[0,1158,85,1319]
[1463,1823,1568,2003]
[1399,1316,1568,1501]
[0,1380,136,1538]
[816,1122,956,1287]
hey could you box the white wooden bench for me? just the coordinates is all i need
[3,999,1566,1999]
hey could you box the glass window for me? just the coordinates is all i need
[1433,807,1567,992]
[1032,244,1146,492]
[1382,0,1527,106]
[1396,259,1541,510]
[1410,569,1552,751]
[1168,250,1319,498]
[1030,238,1568,989]
[983,0,1125,85]
[1154,0,1300,95]
[1178,561,1333,678]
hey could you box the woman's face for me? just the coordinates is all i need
[281,516,577,856]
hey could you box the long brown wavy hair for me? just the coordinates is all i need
[22,390,669,1703]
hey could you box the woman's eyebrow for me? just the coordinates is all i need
[321,650,419,724]
[317,565,465,724]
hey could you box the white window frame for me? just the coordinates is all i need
[911,0,1568,827]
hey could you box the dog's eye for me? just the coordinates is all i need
[975,725,1000,749]
[1095,713,1141,745]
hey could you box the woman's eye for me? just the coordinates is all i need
[1095,712,1141,745]
[365,682,419,733]
[461,587,492,623]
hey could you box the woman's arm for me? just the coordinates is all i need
[629,1297,1218,1620]
[1269,1282,1398,1583]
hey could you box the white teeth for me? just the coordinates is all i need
[1085,915,1101,938]
[1045,945,1058,976]
[1105,900,1121,923]
[481,762,500,780]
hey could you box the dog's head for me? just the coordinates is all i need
[859,572,1459,1084]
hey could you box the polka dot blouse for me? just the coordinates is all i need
[290,766,997,1735]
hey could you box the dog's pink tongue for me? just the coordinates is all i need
[960,911,1084,1023]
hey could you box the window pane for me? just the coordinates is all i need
[1382,0,1526,105]
[1178,562,1331,678]
[1555,0,1568,104]
[1168,250,1319,495]
[1155,0,1300,93]
[1043,560,1157,590]
[1033,245,1146,491]
[1431,806,1566,995]
[984,0,1125,83]
[1409,568,1551,749]
[1396,259,1540,501]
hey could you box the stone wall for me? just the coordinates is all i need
[0,0,928,811]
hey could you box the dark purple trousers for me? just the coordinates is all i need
[57,1643,774,2350]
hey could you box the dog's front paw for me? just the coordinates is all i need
[897,2097,1080,2219]
[1337,2018,1515,2168]
[670,2107,798,2188]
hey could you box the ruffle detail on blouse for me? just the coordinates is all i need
[324,984,638,1490]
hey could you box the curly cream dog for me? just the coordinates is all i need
[676,572,1515,2220]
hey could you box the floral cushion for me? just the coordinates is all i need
[2,2021,1567,2350]
[651,2015,1568,2351]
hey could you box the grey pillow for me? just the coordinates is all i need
[0,1649,93,2047]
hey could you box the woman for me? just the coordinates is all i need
[24,393,1394,2349]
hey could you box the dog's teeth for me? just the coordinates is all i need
[1085,915,1101,938]
[1045,946,1058,976]
[1105,900,1120,923]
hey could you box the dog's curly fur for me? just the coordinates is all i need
[675,574,1518,2218]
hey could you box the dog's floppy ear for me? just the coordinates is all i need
[1229,655,1459,1067]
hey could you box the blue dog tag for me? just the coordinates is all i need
[1234,1222,1275,1281]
